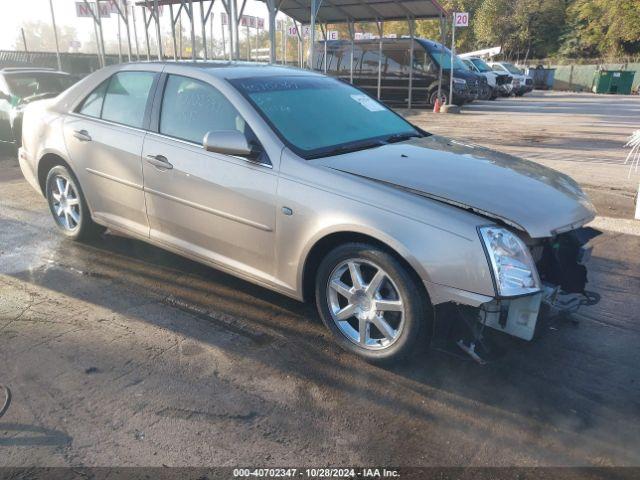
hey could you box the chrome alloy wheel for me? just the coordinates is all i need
[50,175,81,231]
[327,259,405,350]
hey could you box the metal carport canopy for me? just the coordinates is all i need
[262,0,448,108]
[270,0,447,24]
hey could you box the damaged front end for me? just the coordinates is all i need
[435,226,602,363]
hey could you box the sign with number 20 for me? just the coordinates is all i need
[454,12,469,27]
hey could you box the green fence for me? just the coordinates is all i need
[0,50,125,77]
[552,63,640,93]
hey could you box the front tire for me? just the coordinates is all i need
[315,243,429,365]
[45,165,104,241]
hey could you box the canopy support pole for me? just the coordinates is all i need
[117,15,123,62]
[347,21,355,84]
[376,20,383,100]
[320,24,327,73]
[48,0,62,70]
[408,17,414,108]
[170,3,179,60]
[200,1,215,60]
[187,0,196,60]
[438,11,444,104]
[112,0,133,61]
[309,0,323,70]
[448,13,454,105]
[221,0,234,60]
[131,3,140,60]
[96,3,106,66]
[231,0,240,59]
[265,0,278,64]
[294,20,303,67]
[283,20,287,65]
[91,5,103,67]
[142,6,151,60]
[210,12,214,58]
[84,0,106,67]
[151,0,163,60]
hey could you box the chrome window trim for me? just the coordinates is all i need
[67,112,148,135]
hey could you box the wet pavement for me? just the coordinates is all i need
[1,92,640,467]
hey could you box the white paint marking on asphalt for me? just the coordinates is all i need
[589,216,640,236]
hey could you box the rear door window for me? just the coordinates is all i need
[101,71,156,128]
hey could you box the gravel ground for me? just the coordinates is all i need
[1,91,639,468]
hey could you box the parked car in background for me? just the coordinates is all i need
[0,68,76,148]
[19,62,601,364]
[489,61,533,96]
[310,38,482,107]
[461,56,513,100]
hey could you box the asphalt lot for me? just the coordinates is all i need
[1,91,639,468]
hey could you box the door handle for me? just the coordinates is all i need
[73,129,91,142]
[146,154,173,170]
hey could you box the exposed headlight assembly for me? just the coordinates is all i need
[479,226,541,297]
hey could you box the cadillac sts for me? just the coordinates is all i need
[18,63,600,364]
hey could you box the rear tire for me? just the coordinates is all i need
[45,165,104,241]
[315,243,429,365]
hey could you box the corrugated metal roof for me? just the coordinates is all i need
[263,0,447,24]
[134,0,447,24]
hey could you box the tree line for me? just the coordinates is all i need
[341,0,639,62]
[418,0,640,61]
[12,0,640,62]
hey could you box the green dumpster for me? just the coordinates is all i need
[592,70,635,95]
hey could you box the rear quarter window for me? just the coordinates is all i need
[76,79,109,118]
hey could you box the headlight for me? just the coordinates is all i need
[479,226,541,297]
[452,77,466,85]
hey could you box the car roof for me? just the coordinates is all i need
[125,61,321,80]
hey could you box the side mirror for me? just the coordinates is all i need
[203,130,259,158]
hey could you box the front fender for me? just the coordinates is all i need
[275,162,496,302]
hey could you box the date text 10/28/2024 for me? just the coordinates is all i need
[233,468,400,478]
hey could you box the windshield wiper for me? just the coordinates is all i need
[383,132,422,144]
[308,140,385,159]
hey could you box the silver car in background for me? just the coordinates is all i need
[18,62,600,364]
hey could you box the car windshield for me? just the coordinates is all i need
[462,60,475,71]
[470,58,493,73]
[420,42,467,70]
[501,63,523,75]
[5,72,75,100]
[231,75,420,159]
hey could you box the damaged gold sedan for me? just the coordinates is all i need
[18,63,600,364]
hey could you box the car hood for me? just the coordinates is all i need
[315,135,596,238]
[452,69,480,82]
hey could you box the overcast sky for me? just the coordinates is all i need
[1,0,280,52]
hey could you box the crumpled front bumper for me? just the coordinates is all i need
[428,227,601,344]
